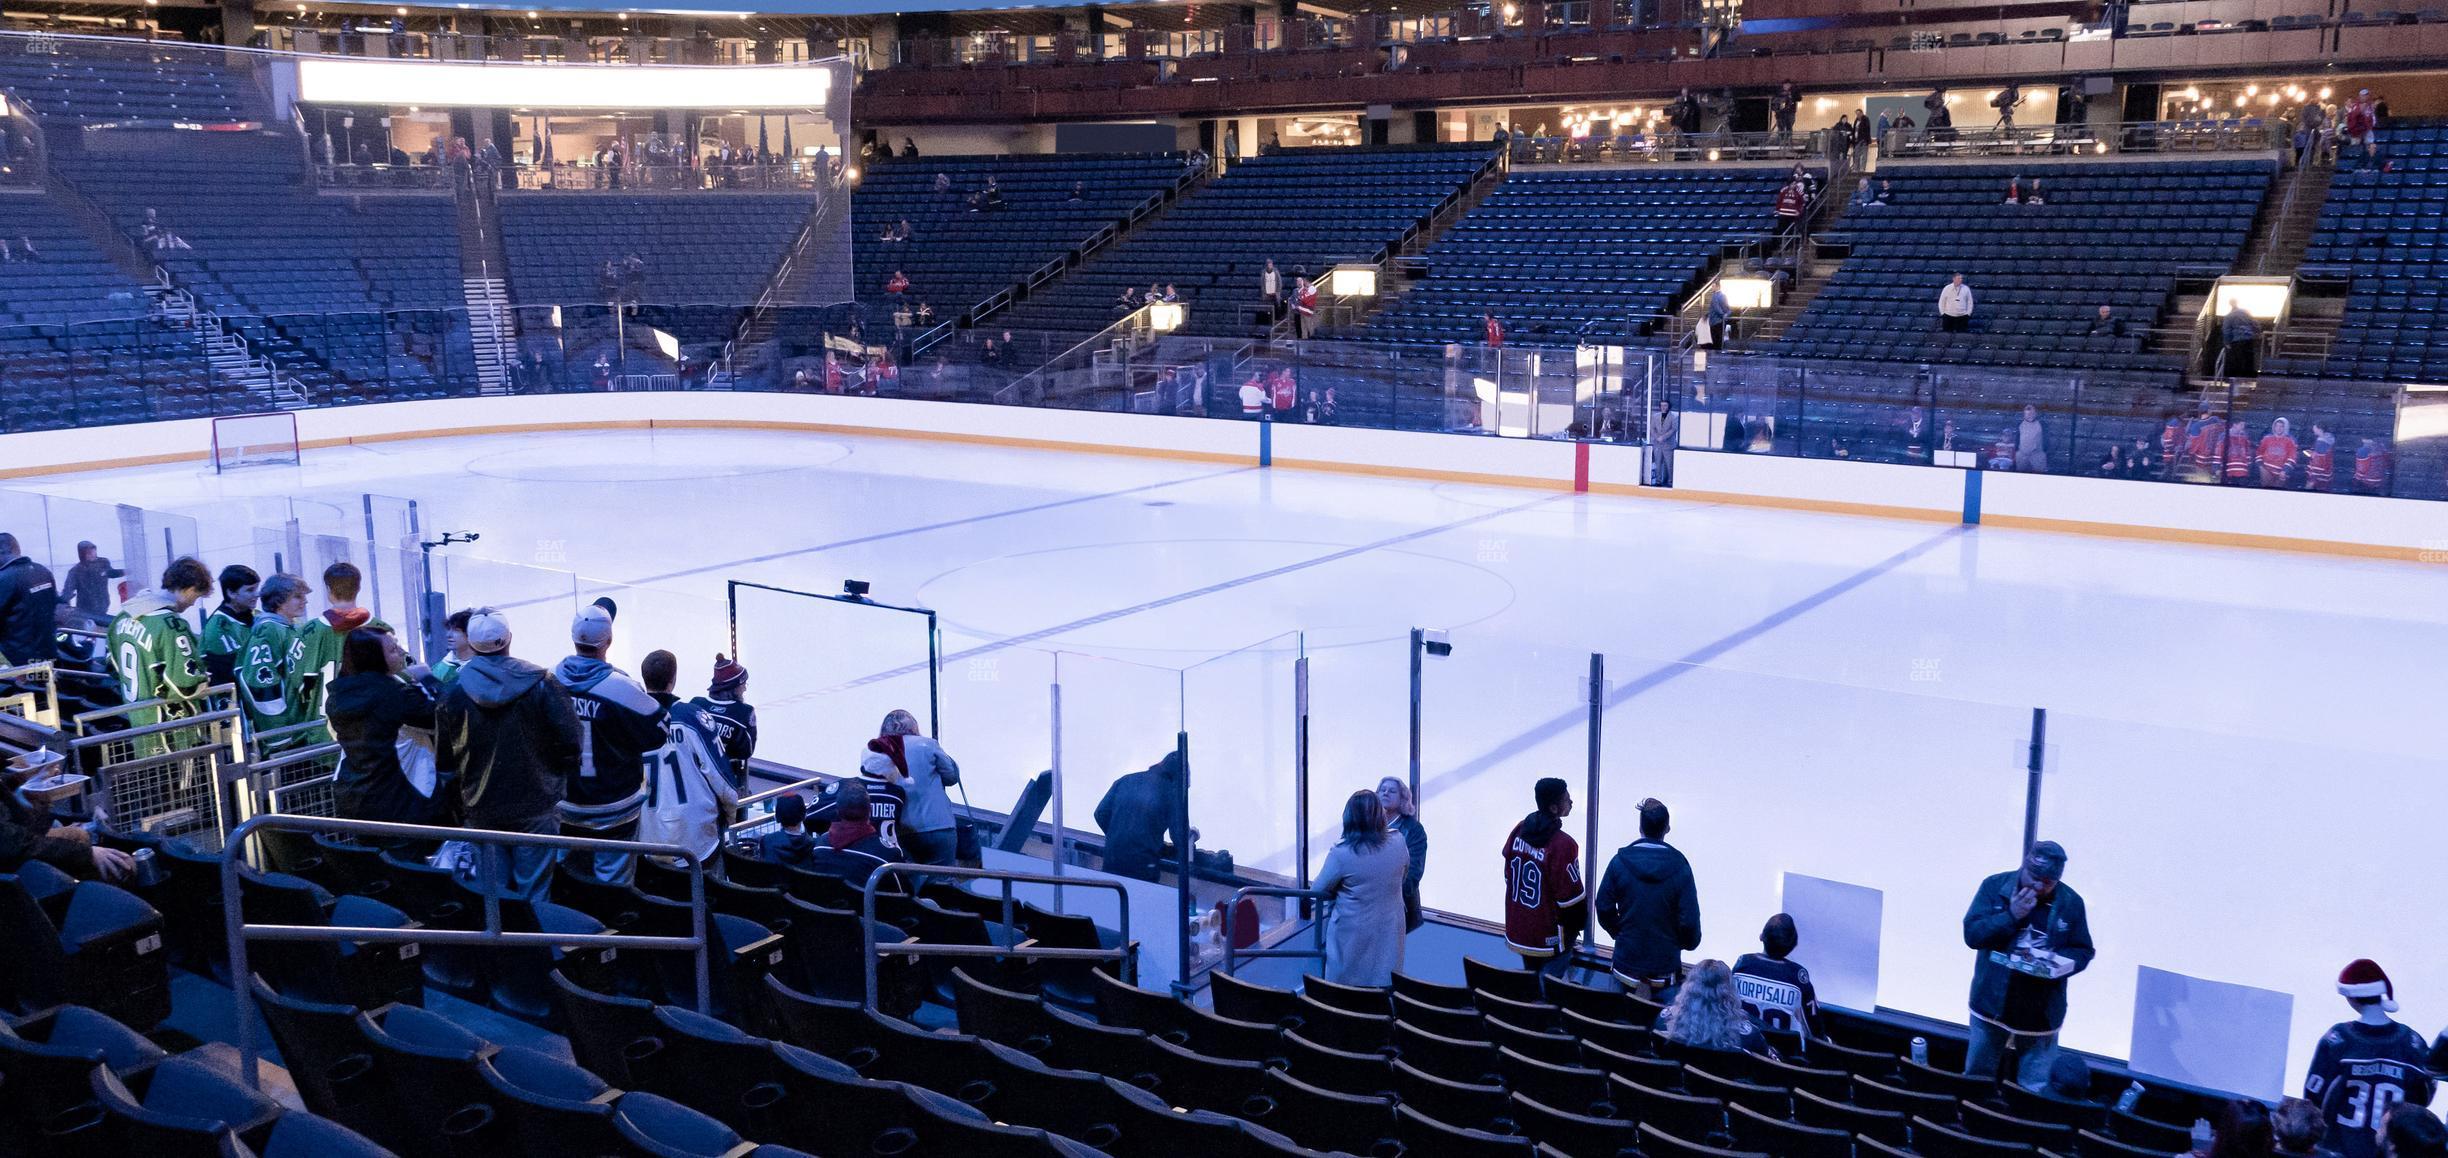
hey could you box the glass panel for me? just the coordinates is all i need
[1182,631,1305,885]
[726,582,937,775]
[1412,634,1594,929]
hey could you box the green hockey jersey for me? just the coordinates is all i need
[240,613,314,746]
[294,607,384,725]
[200,605,253,689]
[107,590,210,756]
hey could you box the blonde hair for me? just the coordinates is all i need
[1659,960,1751,1053]
[879,709,922,737]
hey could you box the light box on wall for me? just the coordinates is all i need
[1327,267,1378,298]
[295,57,832,111]
[1718,276,1776,311]
[2211,278,2291,321]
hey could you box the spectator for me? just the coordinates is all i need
[239,573,313,743]
[2344,89,2381,166]
[1067,181,1085,202]
[1993,83,2023,128]
[2225,421,2254,486]
[432,608,478,685]
[982,176,1004,210]
[690,653,758,789]
[1375,777,1426,933]
[1502,777,1586,975]
[2191,1099,2275,1158]
[0,755,135,881]
[1093,750,1186,882]
[933,171,951,193]
[1292,276,1318,339]
[901,137,918,158]
[2025,178,2046,205]
[198,564,260,688]
[1313,790,1409,986]
[2273,1098,2326,1157]
[803,780,898,883]
[1830,114,1855,166]
[299,561,380,722]
[812,742,911,856]
[884,270,910,305]
[1485,311,1505,349]
[1852,106,1872,164]
[2015,405,2049,473]
[2306,960,2436,1158]
[328,625,445,831]
[2306,422,2338,490]
[1704,284,1732,349]
[758,792,815,868]
[1239,373,1267,417]
[62,541,124,625]
[1655,960,1780,1062]
[1774,179,1808,240]
[1115,286,1140,314]
[436,610,581,902]
[1962,840,2093,1090]
[637,650,736,865]
[1651,401,1680,486]
[0,533,57,667]
[1867,179,1892,205]
[2384,1107,2447,1158]
[552,604,663,882]
[1594,797,1701,996]
[1874,108,1893,151]
[1732,913,1821,1043]
[876,708,962,866]
[2295,101,2329,169]
[2004,175,2025,204]
[1261,258,1281,315]
[1145,281,1165,306]
[2354,437,2391,494]
[2039,1052,2097,1106]
[1938,273,1975,333]
[1771,82,1799,139]
[1161,283,1180,304]
[2222,304,2260,377]
[2125,434,2160,479]
[2085,305,2123,338]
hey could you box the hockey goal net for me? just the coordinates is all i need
[211,412,302,473]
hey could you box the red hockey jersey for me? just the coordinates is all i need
[1503,818,1586,957]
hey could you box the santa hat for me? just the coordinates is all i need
[2338,959,2399,1012]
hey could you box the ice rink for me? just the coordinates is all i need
[14,425,2445,1087]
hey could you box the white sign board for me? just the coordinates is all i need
[1779,873,1883,1013]
[2129,966,2293,1102]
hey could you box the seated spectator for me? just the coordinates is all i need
[914,301,934,324]
[2004,175,2025,204]
[801,781,898,882]
[0,755,136,881]
[982,177,1004,210]
[760,792,816,868]
[1067,181,1086,202]
[884,270,910,300]
[1732,913,1821,1044]
[810,743,911,858]
[17,238,37,261]
[895,219,912,242]
[1655,960,1781,1062]
[2387,1106,2448,1158]
[2186,1099,2273,1158]
[2041,1053,2096,1104]
[2025,177,2047,205]
[1115,286,1140,313]
[1867,179,1892,206]
[1161,283,1181,303]
[933,171,951,193]
[2272,1099,2325,1157]
[1146,281,1165,305]
[2086,305,2124,338]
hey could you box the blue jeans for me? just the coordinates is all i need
[1965,1016,2059,1091]
[477,814,562,903]
[558,799,641,884]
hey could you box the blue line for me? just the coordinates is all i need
[1411,525,1971,805]
[776,489,1570,702]
[1259,419,1273,468]
[1963,468,1984,525]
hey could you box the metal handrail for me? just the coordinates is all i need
[224,813,714,1092]
[857,861,1131,1008]
[719,772,831,842]
[1218,883,1328,977]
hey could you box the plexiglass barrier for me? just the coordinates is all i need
[727,582,939,777]
[0,489,200,619]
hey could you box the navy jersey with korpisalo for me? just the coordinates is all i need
[2303,1019,2438,1158]
[809,776,907,855]
[1730,952,1820,1041]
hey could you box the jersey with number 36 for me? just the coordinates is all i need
[2305,1019,2437,1158]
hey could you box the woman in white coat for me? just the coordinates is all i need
[1314,790,1410,986]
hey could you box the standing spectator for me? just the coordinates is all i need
[2353,437,2392,494]
[2015,405,2049,473]
[812,743,911,856]
[1260,259,1282,319]
[689,654,758,789]
[433,608,479,685]
[758,792,815,868]
[636,650,736,865]
[1961,840,2094,1090]
[1655,960,1780,1062]
[1376,777,1427,933]
[200,564,260,689]
[436,610,581,902]
[901,137,919,158]
[1938,274,1976,332]
[298,561,381,724]
[2273,1099,2327,1157]
[2222,304,2260,377]
[1732,913,1821,1044]
[2224,421,2254,486]
[239,574,314,744]
[2344,89,2381,167]
[552,605,663,883]
[1314,790,1409,986]
[1874,108,1894,154]
[0,533,58,668]
[1484,311,1505,349]
[2296,101,2329,169]
[2305,960,2437,1158]
[802,780,898,882]
[1093,751,1186,882]
[1853,106,1873,165]
[1650,401,1680,486]
[1594,797,1701,996]
[1829,114,1855,167]
[1240,373,1268,417]
[327,626,445,830]
[876,708,961,867]
[1705,283,1733,348]
[1502,777,1586,975]
[1774,178,1808,240]
[62,541,125,626]
[2305,422,2338,490]
[1292,276,1318,339]
[1771,82,1799,139]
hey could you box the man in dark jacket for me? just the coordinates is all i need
[552,605,663,883]
[436,610,581,901]
[803,780,898,884]
[758,792,816,868]
[0,533,59,667]
[61,541,124,625]
[1593,797,1701,995]
[1961,840,2093,1090]
[1094,751,1186,882]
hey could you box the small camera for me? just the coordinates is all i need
[1422,629,1454,658]
[843,579,872,600]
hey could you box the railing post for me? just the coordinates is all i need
[2022,707,2047,855]
[1584,652,1605,947]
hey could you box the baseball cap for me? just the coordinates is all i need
[2026,840,2068,881]
[572,605,613,648]
[466,610,512,654]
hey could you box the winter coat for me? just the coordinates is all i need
[1316,836,1409,986]
[1094,752,1185,882]
[881,733,962,835]
[437,654,580,829]
[327,670,443,826]
[1962,870,2092,1032]
[1392,814,1428,932]
[0,555,58,667]
[1594,838,1702,979]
